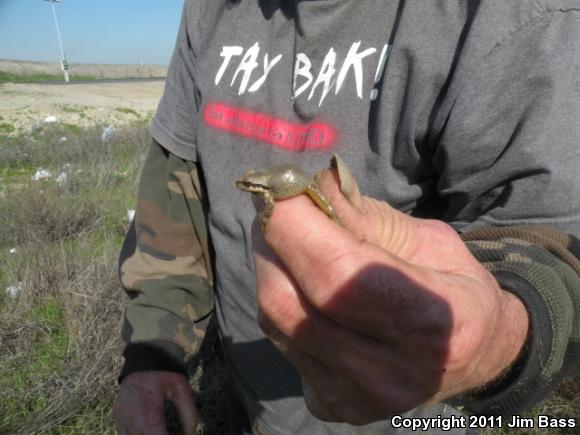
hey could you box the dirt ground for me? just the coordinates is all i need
[0,80,165,134]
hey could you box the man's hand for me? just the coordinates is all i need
[252,166,529,425]
[115,371,198,435]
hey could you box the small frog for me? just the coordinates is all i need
[235,162,339,230]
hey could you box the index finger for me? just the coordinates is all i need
[262,192,439,338]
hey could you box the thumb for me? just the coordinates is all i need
[317,156,474,269]
[328,154,364,212]
[166,379,199,434]
[316,155,414,258]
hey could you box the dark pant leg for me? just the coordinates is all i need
[228,387,252,435]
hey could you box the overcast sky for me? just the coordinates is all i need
[0,0,183,65]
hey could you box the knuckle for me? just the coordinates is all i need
[257,284,296,326]
[448,316,487,373]
[426,219,460,241]
[336,405,372,426]
[303,387,339,422]
[373,386,420,416]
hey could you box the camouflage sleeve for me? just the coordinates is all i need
[454,225,580,415]
[117,139,214,382]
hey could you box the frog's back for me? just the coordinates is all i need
[269,164,315,198]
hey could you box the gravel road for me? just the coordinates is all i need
[0,80,165,134]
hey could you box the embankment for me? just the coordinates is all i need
[0,59,167,80]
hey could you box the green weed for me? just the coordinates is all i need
[115,107,141,117]
[0,122,15,133]
[0,122,148,433]
[57,104,88,115]
[61,122,82,134]
[0,70,97,84]
[0,297,68,428]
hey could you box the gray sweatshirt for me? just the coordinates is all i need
[147,0,580,433]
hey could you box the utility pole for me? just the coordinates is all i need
[44,0,69,83]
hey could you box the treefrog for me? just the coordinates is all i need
[235,162,339,230]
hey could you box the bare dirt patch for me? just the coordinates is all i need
[0,80,165,134]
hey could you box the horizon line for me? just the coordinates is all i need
[0,57,169,67]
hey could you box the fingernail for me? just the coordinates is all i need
[331,155,364,211]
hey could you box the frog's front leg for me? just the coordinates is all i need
[260,190,276,231]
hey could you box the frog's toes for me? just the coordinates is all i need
[260,215,270,232]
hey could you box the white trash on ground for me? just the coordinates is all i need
[101,125,115,143]
[44,115,58,123]
[31,164,73,184]
[31,168,52,181]
[56,163,73,185]
[5,282,23,298]
[126,209,136,222]
[9,248,17,255]
[56,172,68,185]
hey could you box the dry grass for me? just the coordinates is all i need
[479,378,580,434]
[0,122,576,434]
[0,122,146,434]
[0,122,228,434]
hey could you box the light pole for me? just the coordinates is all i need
[44,0,69,82]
